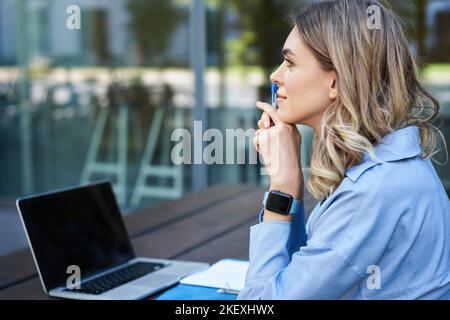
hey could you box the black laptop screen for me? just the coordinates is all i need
[18,182,135,291]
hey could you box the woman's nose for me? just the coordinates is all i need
[270,66,283,87]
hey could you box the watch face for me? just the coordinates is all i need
[266,191,293,214]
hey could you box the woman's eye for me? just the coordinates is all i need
[284,59,294,68]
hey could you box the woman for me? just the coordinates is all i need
[238,0,450,300]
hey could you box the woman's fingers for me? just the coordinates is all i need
[257,120,264,130]
[261,112,271,128]
[253,129,265,152]
[256,102,281,125]
[258,113,272,129]
[252,134,259,152]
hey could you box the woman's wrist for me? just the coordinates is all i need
[263,209,294,222]
[270,179,303,202]
[269,166,304,199]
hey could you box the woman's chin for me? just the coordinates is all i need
[278,111,308,126]
[277,108,296,124]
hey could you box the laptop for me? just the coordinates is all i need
[16,181,209,300]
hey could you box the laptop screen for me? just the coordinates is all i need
[18,182,135,291]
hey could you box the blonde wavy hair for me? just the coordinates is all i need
[290,0,448,201]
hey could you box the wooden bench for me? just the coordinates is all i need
[0,184,317,300]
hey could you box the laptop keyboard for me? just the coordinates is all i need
[65,261,169,295]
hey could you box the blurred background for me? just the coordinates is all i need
[0,0,449,256]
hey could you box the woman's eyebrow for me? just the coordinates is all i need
[282,48,296,57]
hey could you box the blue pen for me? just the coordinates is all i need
[271,82,279,109]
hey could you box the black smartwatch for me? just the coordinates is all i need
[263,190,302,216]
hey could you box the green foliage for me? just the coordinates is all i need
[226,0,299,73]
[127,0,186,66]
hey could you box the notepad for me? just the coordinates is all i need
[180,259,249,292]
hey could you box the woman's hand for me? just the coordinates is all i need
[253,101,304,204]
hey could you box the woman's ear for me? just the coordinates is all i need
[328,73,337,100]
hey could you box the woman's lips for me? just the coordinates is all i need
[276,93,287,103]
[276,97,286,103]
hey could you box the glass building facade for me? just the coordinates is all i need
[0,0,448,215]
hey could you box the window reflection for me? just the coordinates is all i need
[0,0,448,213]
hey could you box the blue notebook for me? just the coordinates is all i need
[156,284,237,300]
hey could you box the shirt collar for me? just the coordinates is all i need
[345,126,422,182]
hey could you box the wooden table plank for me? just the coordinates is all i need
[0,185,264,299]
[148,191,318,301]
[0,250,37,291]
[146,191,318,300]
[148,188,317,264]
[173,219,253,263]
[0,184,251,291]
[124,184,252,237]
[0,277,52,300]
[131,188,265,260]
[0,184,318,300]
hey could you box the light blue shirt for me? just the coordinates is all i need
[238,125,450,300]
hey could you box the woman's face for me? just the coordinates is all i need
[270,26,337,131]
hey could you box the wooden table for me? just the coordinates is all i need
[0,184,317,300]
